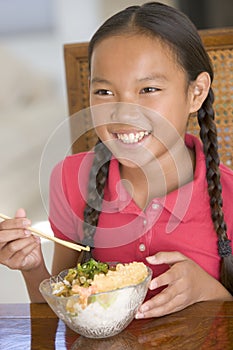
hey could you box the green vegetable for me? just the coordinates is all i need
[64,258,110,288]
[52,259,116,297]
[91,293,118,309]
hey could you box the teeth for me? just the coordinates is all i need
[116,131,149,144]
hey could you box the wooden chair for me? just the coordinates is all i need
[64,27,233,169]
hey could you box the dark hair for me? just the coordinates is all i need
[82,2,233,294]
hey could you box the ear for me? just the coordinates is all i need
[189,72,211,114]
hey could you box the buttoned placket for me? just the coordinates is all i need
[137,201,162,257]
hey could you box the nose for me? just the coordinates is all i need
[91,102,148,130]
[110,102,143,127]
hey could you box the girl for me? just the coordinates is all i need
[0,2,233,318]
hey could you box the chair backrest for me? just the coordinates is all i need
[64,27,233,169]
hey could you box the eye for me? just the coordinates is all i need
[94,89,113,96]
[140,87,160,94]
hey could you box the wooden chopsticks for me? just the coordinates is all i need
[0,213,90,252]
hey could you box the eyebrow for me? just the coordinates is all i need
[137,73,168,82]
[90,77,112,85]
[91,73,168,85]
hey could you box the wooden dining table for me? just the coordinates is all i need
[0,301,233,349]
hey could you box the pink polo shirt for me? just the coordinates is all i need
[49,134,233,294]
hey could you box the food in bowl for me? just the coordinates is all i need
[39,259,152,338]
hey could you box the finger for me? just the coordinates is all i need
[136,289,185,318]
[149,265,181,290]
[147,285,175,309]
[1,236,40,268]
[0,209,30,230]
[140,297,186,318]
[0,218,31,231]
[15,208,27,218]
[7,241,40,270]
[10,237,40,262]
[1,235,37,257]
[146,251,187,265]
[14,208,31,228]
[0,228,31,245]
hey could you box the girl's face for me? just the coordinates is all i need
[89,34,198,168]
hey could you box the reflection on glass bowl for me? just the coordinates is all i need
[39,265,152,339]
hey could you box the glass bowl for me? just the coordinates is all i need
[39,265,152,339]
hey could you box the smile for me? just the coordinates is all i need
[116,131,150,144]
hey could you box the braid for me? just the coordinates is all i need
[198,88,233,294]
[82,140,111,262]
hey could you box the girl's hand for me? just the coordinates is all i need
[136,251,232,318]
[0,208,43,271]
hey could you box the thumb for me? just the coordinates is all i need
[15,208,27,218]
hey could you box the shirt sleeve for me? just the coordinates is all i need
[220,164,233,246]
[48,159,82,242]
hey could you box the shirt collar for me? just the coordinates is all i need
[158,134,209,223]
[103,158,142,214]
